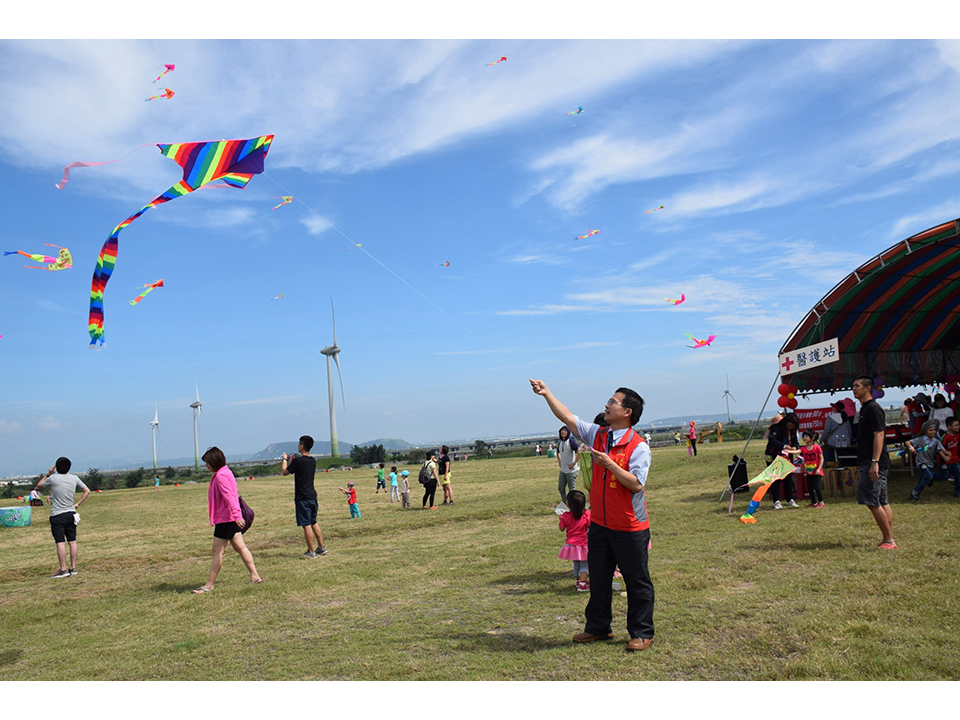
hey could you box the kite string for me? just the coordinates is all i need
[262,172,488,348]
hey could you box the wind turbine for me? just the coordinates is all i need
[150,404,161,470]
[721,374,737,424]
[190,383,203,471]
[320,298,345,458]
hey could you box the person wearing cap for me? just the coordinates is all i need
[901,394,930,437]
[907,419,948,502]
[339,481,361,518]
[399,470,411,508]
[928,394,954,428]
[852,376,895,549]
[822,401,852,448]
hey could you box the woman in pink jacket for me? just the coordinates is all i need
[193,447,261,594]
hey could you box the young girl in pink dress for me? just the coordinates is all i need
[558,490,591,592]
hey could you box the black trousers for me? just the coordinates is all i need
[584,524,654,640]
[421,480,437,507]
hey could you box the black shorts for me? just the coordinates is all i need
[295,498,318,527]
[213,522,241,539]
[50,512,77,543]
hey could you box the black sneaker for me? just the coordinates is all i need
[49,569,71,579]
[317,547,328,556]
[303,551,317,559]
[68,568,78,576]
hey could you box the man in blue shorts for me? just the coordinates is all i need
[282,435,327,558]
[35,457,91,578]
[853,376,895,549]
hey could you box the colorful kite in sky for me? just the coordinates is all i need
[4,244,73,271]
[685,333,716,348]
[486,56,506,66]
[438,261,450,267]
[565,106,583,115]
[271,294,284,300]
[666,293,685,306]
[576,230,600,240]
[145,88,175,102]
[646,205,665,214]
[130,279,164,306]
[70,134,274,346]
[153,64,175,83]
[271,196,293,211]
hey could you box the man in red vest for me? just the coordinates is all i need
[530,379,654,651]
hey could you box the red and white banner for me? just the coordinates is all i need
[795,407,832,433]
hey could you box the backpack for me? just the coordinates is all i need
[418,462,432,485]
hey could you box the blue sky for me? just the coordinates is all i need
[4,30,960,476]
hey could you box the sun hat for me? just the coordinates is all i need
[401,470,409,476]
[921,418,940,434]
[914,392,932,405]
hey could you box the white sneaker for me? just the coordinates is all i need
[773,501,783,510]
[786,499,798,508]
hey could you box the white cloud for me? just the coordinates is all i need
[888,198,960,239]
[0,419,23,434]
[301,215,335,236]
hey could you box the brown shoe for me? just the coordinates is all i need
[573,631,613,643]
[626,637,654,652]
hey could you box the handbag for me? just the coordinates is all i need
[238,495,255,533]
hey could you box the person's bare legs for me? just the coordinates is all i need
[311,523,324,549]
[303,527,314,553]
[229,533,261,582]
[68,540,78,571]
[55,542,68,572]
[868,504,894,544]
[201,537,229,590]
[443,483,453,503]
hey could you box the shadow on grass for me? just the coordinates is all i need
[492,570,575,596]
[150,582,206,594]
[0,649,23,667]
[749,541,847,551]
[446,629,570,653]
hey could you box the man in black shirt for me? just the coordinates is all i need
[282,435,327,557]
[852,376,895,549]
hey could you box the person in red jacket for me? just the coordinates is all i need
[530,378,654,652]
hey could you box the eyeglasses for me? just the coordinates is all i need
[606,398,624,407]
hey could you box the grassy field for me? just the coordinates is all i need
[2,441,959,681]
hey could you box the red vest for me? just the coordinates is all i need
[590,426,649,532]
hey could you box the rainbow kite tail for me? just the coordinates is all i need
[739,513,757,524]
[3,251,17,256]
[89,236,119,346]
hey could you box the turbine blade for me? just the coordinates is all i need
[331,297,338,347]
[730,394,737,403]
[333,353,345,410]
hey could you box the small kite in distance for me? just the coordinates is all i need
[646,205,665,214]
[666,293,685,306]
[271,294,284,300]
[145,88,175,102]
[486,56,507,66]
[4,244,72,271]
[271,196,293,211]
[153,64,175,83]
[438,261,450,267]
[565,106,583,115]
[130,279,164,306]
[576,230,599,240]
[685,333,716,348]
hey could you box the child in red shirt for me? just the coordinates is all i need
[939,417,960,496]
[338,481,361,518]
[798,430,825,507]
[558,490,591,592]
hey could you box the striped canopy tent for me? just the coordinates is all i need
[780,217,960,394]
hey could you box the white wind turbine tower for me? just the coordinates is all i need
[190,383,203,471]
[721,374,737,424]
[320,298,345,458]
[150,404,161,470]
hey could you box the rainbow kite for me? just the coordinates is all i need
[271,196,293,211]
[271,294,284,300]
[486,56,506,66]
[646,205,665,214]
[666,293,685,306]
[130,279,164,306]
[739,456,799,523]
[145,88,175,102]
[565,106,583,115]
[153,64,175,83]
[685,333,716,348]
[438,261,450,267]
[4,244,73,271]
[75,135,274,346]
[576,230,600,240]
